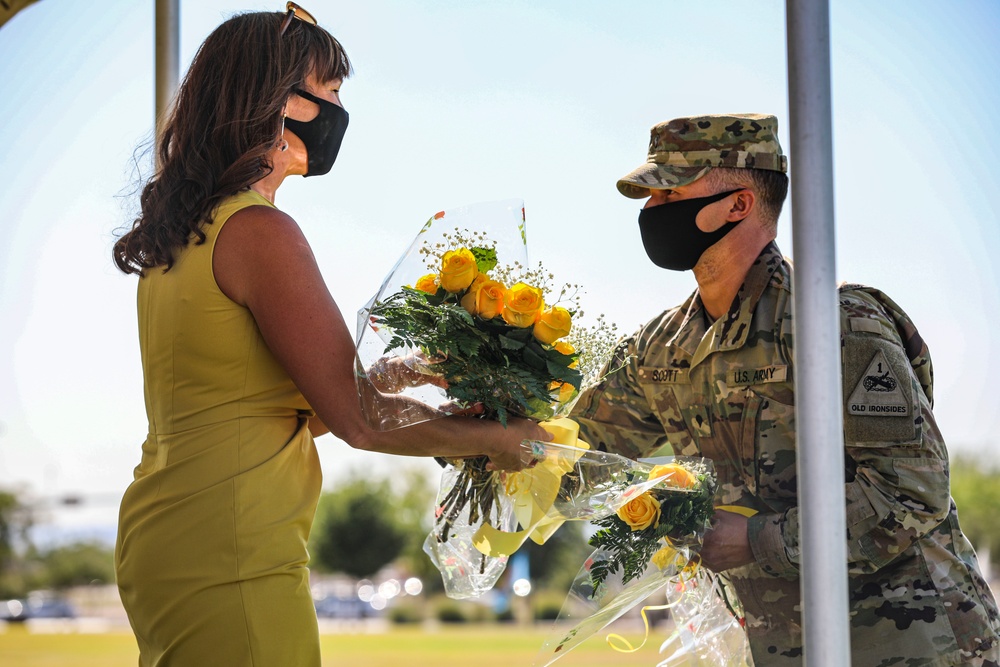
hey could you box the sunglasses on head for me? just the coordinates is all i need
[279,2,317,36]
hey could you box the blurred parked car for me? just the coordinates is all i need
[313,595,374,620]
[0,592,76,623]
[0,599,28,623]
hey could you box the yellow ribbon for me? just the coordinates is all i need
[472,417,590,557]
[606,602,675,653]
[605,543,705,653]
[603,508,757,656]
[715,505,758,518]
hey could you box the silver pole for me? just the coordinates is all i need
[785,1,851,666]
[154,0,180,140]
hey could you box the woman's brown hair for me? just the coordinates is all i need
[113,11,351,275]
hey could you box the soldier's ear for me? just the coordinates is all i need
[725,189,755,222]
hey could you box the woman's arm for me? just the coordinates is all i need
[213,204,549,469]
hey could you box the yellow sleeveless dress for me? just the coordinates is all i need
[115,190,323,666]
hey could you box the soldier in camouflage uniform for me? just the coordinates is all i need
[572,113,1000,666]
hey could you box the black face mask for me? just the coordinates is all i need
[637,189,744,271]
[284,89,349,177]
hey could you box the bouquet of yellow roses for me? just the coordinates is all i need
[369,241,582,426]
[355,200,638,598]
[536,457,753,667]
[587,460,716,591]
[356,201,600,427]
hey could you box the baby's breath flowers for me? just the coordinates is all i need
[565,313,623,390]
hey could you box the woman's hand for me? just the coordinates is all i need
[484,418,552,472]
[368,354,448,393]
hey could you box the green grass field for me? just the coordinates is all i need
[0,624,668,666]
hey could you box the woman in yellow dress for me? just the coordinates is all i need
[111,5,548,666]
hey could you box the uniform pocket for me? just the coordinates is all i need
[743,389,798,508]
[637,368,700,456]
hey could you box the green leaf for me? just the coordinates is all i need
[524,398,554,421]
[545,346,577,368]
[499,335,525,350]
[546,361,582,388]
[522,344,548,371]
[457,335,483,358]
[471,247,498,273]
[489,323,529,341]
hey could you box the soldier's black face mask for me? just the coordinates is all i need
[284,89,349,177]
[637,189,744,271]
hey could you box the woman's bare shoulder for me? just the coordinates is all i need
[222,203,301,238]
[214,203,317,305]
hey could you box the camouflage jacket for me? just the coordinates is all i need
[573,242,1000,666]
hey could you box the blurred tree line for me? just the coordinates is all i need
[0,490,116,597]
[2,452,999,599]
[949,455,1000,566]
[306,466,590,593]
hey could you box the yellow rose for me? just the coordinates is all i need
[651,544,678,570]
[554,341,575,355]
[475,279,507,320]
[502,282,544,328]
[533,306,572,344]
[554,340,579,368]
[414,273,439,294]
[460,276,506,319]
[440,248,478,293]
[648,463,698,490]
[549,381,576,404]
[460,274,489,315]
[616,492,661,532]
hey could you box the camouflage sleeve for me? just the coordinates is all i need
[748,290,950,577]
[570,333,667,460]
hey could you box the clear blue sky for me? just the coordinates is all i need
[1,0,998,538]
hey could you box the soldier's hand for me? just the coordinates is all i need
[700,509,754,572]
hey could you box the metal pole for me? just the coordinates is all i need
[154,0,180,140]
[785,1,851,666]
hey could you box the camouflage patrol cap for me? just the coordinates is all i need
[617,113,788,199]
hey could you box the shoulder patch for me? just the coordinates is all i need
[842,334,920,446]
[847,350,908,417]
